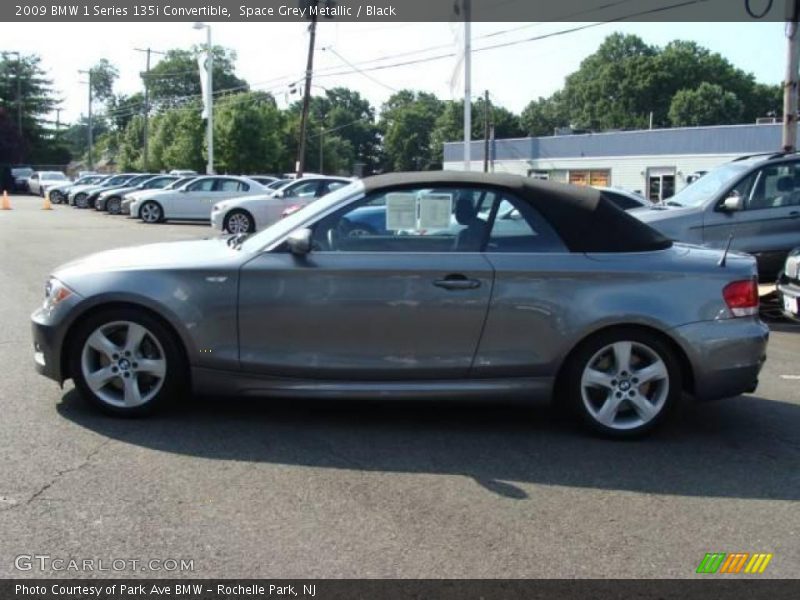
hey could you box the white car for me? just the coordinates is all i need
[210,176,353,234]
[130,176,267,224]
[28,171,69,196]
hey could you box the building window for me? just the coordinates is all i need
[528,170,550,180]
[646,167,676,203]
[568,170,610,187]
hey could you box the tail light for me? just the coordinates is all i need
[723,279,759,317]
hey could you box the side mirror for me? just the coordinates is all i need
[721,194,743,212]
[286,228,312,255]
[274,190,285,199]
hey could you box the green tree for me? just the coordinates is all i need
[90,58,119,103]
[144,47,248,109]
[149,108,205,172]
[0,52,63,163]
[520,93,569,136]
[668,83,744,127]
[107,92,145,132]
[214,92,287,174]
[117,114,145,171]
[430,98,522,165]
[378,90,445,171]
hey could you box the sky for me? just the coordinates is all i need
[0,21,786,125]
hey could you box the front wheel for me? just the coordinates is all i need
[139,201,163,223]
[223,209,255,234]
[69,308,187,416]
[50,190,64,204]
[74,193,88,208]
[563,329,681,438]
[106,197,122,215]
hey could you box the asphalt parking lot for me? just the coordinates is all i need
[0,193,799,579]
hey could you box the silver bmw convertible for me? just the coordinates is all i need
[32,172,769,437]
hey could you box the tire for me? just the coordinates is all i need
[223,209,255,234]
[139,201,163,223]
[50,190,64,204]
[69,307,187,416]
[74,193,88,208]
[562,328,681,438]
[106,197,122,215]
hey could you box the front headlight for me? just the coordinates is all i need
[44,278,73,310]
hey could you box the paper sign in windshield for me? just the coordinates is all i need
[418,193,453,230]
[386,193,417,230]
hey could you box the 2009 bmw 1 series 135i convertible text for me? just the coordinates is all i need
[32,172,769,438]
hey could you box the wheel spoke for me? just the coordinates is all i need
[122,375,143,406]
[583,368,614,390]
[124,323,147,354]
[87,330,120,359]
[137,358,166,378]
[634,360,667,385]
[85,365,117,392]
[612,342,633,374]
[595,393,624,427]
[629,393,658,422]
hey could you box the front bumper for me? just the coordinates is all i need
[31,292,84,383]
[777,279,800,321]
[210,209,225,231]
[672,317,769,401]
[95,196,109,210]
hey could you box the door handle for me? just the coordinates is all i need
[433,274,481,290]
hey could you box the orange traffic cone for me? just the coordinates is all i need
[42,191,52,210]
[1,191,10,210]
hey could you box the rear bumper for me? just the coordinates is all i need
[777,279,800,321]
[672,317,769,401]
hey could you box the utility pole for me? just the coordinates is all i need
[11,51,22,138]
[79,69,94,170]
[135,47,166,171]
[319,126,324,173]
[483,90,491,173]
[783,0,800,152]
[297,11,318,178]
[463,0,472,171]
[489,123,495,172]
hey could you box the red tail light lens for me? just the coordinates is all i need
[723,279,759,317]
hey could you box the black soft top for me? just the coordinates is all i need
[362,171,672,253]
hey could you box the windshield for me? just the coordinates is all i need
[240,181,365,253]
[167,177,196,190]
[667,161,753,208]
[12,168,33,177]
[42,172,67,180]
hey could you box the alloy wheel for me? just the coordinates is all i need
[140,202,162,223]
[80,321,167,408]
[579,341,669,431]
[107,198,121,214]
[226,212,251,234]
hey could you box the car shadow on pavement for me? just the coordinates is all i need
[56,390,800,501]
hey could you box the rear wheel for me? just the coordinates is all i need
[69,308,186,416]
[223,209,255,234]
[563,329,680,438]
[139,201,163,223]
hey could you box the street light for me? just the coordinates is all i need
[193,22,214,174]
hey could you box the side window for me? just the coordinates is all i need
[216,179,245,192]
[322,180,348,195]
[286,181,321,198]
[187,179,215,192]
[485,196,567,253]
[310,186,497,253]
[742,163,800,210]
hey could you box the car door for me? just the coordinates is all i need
[172,177,216,218]
[703,160,800,275]
[238,184,496,380]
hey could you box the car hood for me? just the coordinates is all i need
[99,185,136,197]
[54,238,241,282]
[71,184,107,195]
[47,181,75,192]
[222,193,278,207]
[629,204,702,224]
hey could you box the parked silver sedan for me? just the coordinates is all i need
[31,172,768,437]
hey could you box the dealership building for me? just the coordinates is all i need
[443,123,792,202]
